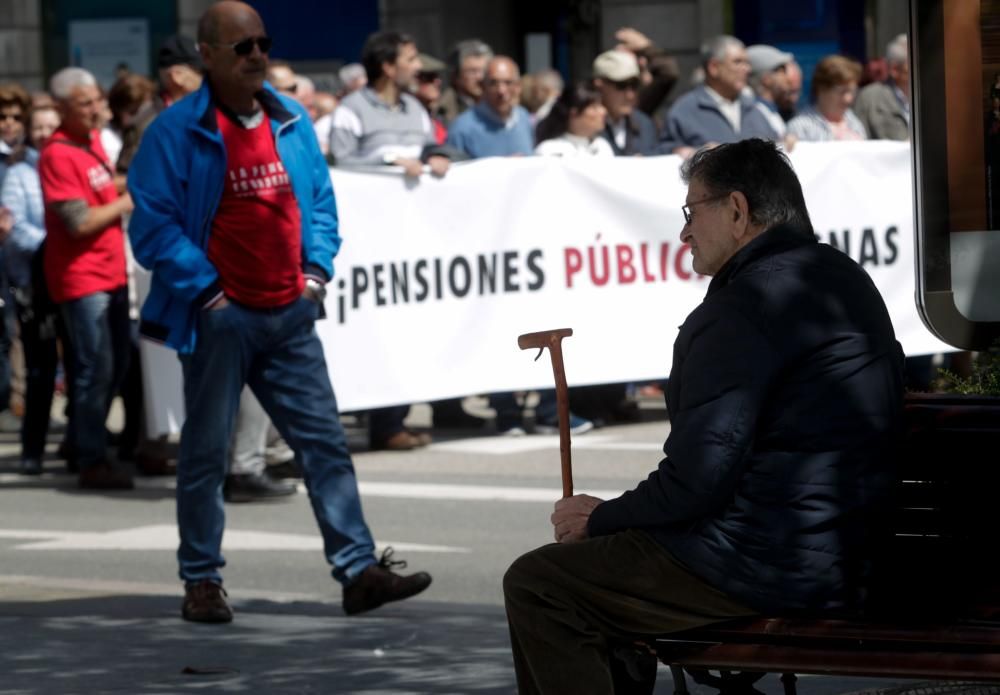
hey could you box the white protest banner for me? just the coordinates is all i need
[141,141,953,435]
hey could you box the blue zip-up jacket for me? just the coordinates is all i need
[127,82,339,353]
[659,85,779,152]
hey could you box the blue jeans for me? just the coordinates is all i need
[61,287,131,469]
[177,296,376,586]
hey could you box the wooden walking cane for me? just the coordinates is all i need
[517,328,575,498]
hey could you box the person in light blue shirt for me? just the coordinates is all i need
[0,104,62,475]
[446,56,533,159]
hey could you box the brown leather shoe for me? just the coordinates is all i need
[342,547,432,616]
[376,431,423,451]
[182,580,233,623]
[78,462,134,490]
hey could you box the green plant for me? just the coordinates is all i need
[935,342,1000,396]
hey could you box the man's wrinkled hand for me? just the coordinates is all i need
[551,494,604,544]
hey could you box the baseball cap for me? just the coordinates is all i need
[418,53,447,75]
[593,50,640,82]
[158,34,202,70]
[747,45,794,76]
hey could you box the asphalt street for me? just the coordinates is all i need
[0,397,956,694]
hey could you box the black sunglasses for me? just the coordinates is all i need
[416,72,441,84]
[216,35,272,57]
[611,78,641,92]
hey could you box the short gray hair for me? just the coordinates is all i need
[886,34,907,66]
[448,39,494,75]
[338,63,365,84]
[701,35,744,69]
[49,67,97,101]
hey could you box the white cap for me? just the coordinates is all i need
[593,50,640,81]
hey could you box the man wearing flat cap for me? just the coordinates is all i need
[747,44,795,138]
[592,49,659,156]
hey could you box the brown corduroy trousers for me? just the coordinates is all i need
[503,529,757,695]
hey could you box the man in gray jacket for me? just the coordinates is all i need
[854,34,910,141]
[659,35,778,158]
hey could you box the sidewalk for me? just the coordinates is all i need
[0,575,516,694]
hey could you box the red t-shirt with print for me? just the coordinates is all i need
[208,109,303,308]
[39,127,127,303]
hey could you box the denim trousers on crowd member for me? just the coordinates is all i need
[177,295,377,586]
[61,286,131,469]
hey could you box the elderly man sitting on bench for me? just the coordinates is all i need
[503,138,905,694]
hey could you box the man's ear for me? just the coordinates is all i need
[729,191,752,238]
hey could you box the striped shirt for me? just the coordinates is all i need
[329,87,435,166]
[787,106,868,142]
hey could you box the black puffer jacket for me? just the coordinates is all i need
[588,224,904,614]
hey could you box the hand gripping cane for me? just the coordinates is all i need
[517,328,575,498]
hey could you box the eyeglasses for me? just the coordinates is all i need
[215,35,272,56]
[611,79,641,92]
[416,72,441,84]
[682,192,730,224]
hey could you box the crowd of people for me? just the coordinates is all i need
[0,22,913,498]
[0,0,926,657]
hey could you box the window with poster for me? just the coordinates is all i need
[912,0,1000,349]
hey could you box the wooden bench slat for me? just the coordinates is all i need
[662,643,1000,681]
[668,617,1000,647]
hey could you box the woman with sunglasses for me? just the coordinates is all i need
[534,81,614,157]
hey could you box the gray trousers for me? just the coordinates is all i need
[503,529,756,695]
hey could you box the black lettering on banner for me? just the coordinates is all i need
[337,278,347,324]
[526,250,545,290]
[478,254,497,295]
[884,226,899,265]
[434,258,443,300]
[503,251,519,292]
[373,263,387,306]
[351,267,368,309]
[859,228,879,267]
[449,256,472,297]
[391,262,409,303]
[414,259,429,301]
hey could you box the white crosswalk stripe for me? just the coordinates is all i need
[0,526,469,553]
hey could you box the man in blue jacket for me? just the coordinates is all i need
[503,138,904,693]
[660,35,779,159]
[127,0,431,623]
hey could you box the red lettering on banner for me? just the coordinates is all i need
[640,242,656,282]
[562,241,703,288]
[616,245,636,284]
[565,248,583,288]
